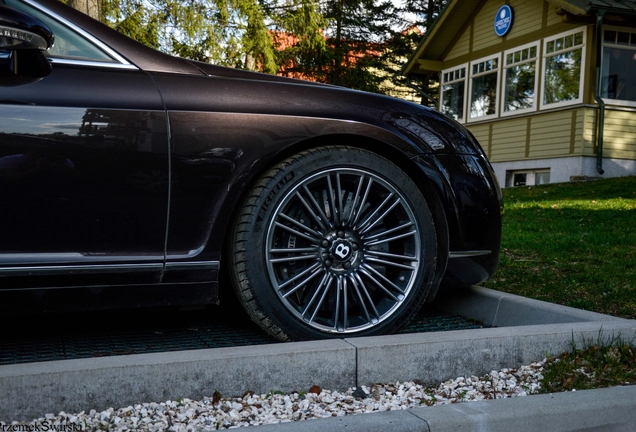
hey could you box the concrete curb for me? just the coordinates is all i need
[1,287,635,423]
[249,385,636,431]
[349,320,636,386]
[0,340,357,421]
[434,286,626,327]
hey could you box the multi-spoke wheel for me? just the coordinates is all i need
[229,146,437,341]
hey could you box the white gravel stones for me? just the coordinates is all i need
[2,360,546,430]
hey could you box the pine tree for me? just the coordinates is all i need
[381,0,448,103]
[400,0,447,33]
[268,0,327,80]
[66,0,448,96]
[100,0,278,72]
[271,0,448,94]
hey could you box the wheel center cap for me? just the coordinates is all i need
[332,240,353,262]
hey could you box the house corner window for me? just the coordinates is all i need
[542,28,586,107]
[469,56,500,120]
[505,169,550,187]
[601,27,636,104]
[503,44,538,114]
[440,66,467,122]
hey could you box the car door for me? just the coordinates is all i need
[0,0,169,288]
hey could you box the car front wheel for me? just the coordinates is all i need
[229,146,437,340]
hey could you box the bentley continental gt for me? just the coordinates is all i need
[0,0,502,340]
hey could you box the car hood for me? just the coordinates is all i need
[180,60,485,158]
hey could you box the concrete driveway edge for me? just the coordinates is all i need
[410,385,636,432]
[2,287,635,423]
[0,340,357,421]
[248,385,636,431]
[347,320,636,386]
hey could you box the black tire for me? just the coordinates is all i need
[228,146,437,341]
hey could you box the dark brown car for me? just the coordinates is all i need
[0,0,502,340]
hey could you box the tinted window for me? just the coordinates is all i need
[4,0,116,63]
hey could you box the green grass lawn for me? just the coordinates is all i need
[540,337,636,392]
[481,176,636,319]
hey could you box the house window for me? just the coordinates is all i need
[505,169,550,187]
[440,66,467,122]
[469,55,500,121]
[503,43,538,114]
[512,172,527,187]
[535,171,550,185]
[438,27,589,123]
[542,28,586,107]
[601,26,636,104]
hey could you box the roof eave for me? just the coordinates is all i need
[545,0,589,16]
[547,0,636,18]
[402,0,458,77]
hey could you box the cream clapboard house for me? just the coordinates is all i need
[403,0,636,187]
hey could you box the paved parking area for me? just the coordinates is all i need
[0,304,482,365]
[2,286,635,430]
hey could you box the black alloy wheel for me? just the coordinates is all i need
[229,146,437,341]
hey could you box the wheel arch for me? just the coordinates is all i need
[217,133,450,303]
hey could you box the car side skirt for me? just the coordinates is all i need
[0,281,219,315]
[0,261,219,289]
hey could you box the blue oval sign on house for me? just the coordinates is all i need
[494,5,514,37]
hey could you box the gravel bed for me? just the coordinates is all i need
[2,360,546,430]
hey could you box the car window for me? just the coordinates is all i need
[3,0,117,63]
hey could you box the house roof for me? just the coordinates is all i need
[403,0,636,77]
[401,0,480,76]
[553,0,636,15]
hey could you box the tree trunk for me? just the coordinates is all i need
[68,0,101,21]
[426,0,434,32]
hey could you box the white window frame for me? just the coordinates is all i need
[501,42,540,116]
[467,54,501,122]
[540,27,587,110]
[505,169,550,188]
[600,25,636,108]
[439,63,468,123]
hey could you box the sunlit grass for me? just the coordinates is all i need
[482,176,636,318]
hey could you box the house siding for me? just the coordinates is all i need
[507,0,543,38]
[546,3,562,27]
[528,111,580,159]
[583,108,597,156]
[445,26,471,61]
[469,106,636,164]
[469,124,492,158]
[603,109,636,160]
[472,1,503,52]
[489,118,528,162]
[468,109,580,162]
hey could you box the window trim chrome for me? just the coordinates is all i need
[20,0,138,69]
[49,58,138,69]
